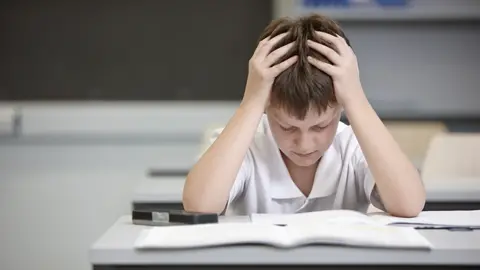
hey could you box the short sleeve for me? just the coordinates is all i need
[352,147,386,211]
[200,127,252,211]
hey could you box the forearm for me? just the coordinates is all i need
[344,93,425,217]
[183,99,265,213]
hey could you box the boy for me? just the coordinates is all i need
[183,14,425,217]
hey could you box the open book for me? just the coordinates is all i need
[134,210,434,250]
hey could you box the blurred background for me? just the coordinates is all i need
[0,0,479,270]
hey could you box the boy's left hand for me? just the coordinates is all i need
[306,31,365,107]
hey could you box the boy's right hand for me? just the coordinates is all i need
[242,32,298,107]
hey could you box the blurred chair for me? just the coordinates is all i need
[384,121,447,169]
[421,132,480,183]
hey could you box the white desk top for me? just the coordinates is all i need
[90,215,480,266]
[133,178,480,204]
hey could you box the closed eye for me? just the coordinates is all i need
[280,126,296,132]
[311,125,327,131]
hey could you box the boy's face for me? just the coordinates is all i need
[266,105,341,167]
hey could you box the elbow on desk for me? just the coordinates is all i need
[381,173,426,218]
[385,196,426,218]
[182,175,228,214]
[182,199,224,214]
[182,190,225,214]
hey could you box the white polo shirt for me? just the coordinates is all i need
[206,114,385,216]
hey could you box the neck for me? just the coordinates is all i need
[282,154,320,196]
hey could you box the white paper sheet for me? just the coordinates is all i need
[251,210,480,229]
[371,210,480,228]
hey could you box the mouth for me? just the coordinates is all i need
[293,151,317,157]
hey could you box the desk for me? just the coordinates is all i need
[132,179,480,211]
[423,183,480,211]
[90,215,480,269]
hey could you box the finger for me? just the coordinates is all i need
[307,56,337,76]
[257,32,289,59]
[264,42,295,67]
[315,31,347,55]
[335,34,349,46]
[253,36,272,57]
[271,55,298,76]
[307,40,341,66]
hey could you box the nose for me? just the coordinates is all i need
[295,132,314,153]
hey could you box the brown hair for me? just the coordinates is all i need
[259,14,350,119]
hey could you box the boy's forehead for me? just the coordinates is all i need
[271,105,339,125]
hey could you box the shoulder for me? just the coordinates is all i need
[249,114,278,158]
[333,121,355,145]
[330,121,364,165]
[202,114,271,157]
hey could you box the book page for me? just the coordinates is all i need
[369,210,480,227]
[286,222,433,249]
[134,223,289,249]
[251,210,382,227]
